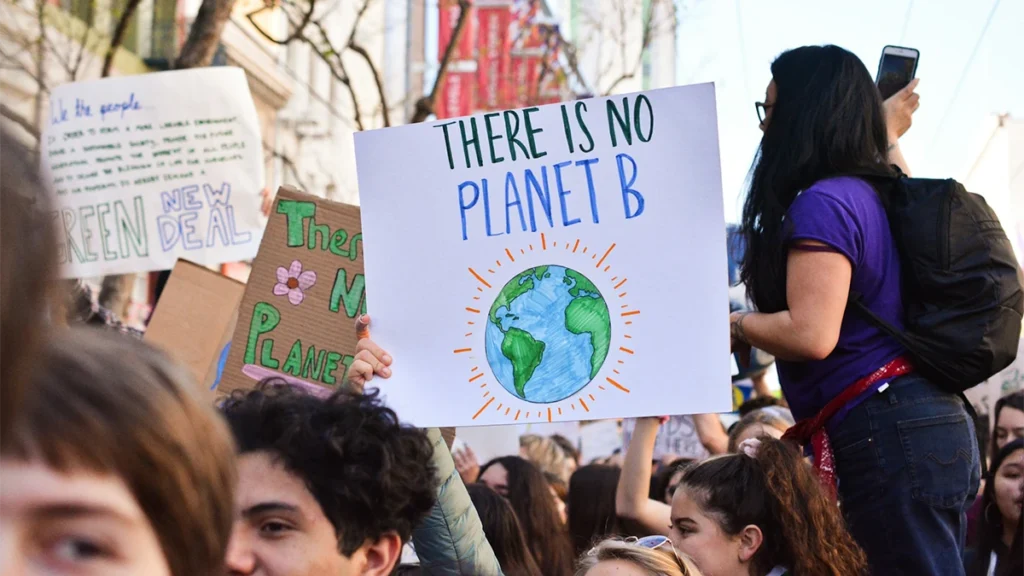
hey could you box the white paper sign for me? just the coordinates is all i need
[355,84,731,427]
[622,416,710,461]
[41,68,265,277]
[965,338,1024,429]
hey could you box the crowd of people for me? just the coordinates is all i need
[2,43,1023,576]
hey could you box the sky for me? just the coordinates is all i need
[675,0,1024,222]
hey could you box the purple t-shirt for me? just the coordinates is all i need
[777,177,905,422]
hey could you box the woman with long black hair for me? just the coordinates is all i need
[966,439,1023,576]
[729,45,980,574]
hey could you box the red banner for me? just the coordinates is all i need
[438,0,477,118]
[476,4,512,111]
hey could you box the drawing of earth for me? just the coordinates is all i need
[485,265,611,403]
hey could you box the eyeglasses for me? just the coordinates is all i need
[755,101,773,124]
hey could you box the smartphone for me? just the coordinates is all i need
[876,45,919,100]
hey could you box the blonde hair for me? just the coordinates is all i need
[520,434,575,484]
[575,538,702,576]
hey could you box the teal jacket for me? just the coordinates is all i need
[412,428,504,576]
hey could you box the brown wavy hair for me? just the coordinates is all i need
[681,437,867,575]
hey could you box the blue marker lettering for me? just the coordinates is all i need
[504,172,527,234]
[616,153,645,219]
[458,181,480,241]
[575,157,600,224]
[553,161,580,227]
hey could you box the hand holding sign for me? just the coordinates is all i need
[348,315,393,392]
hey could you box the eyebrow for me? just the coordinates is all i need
[671,517,697,527]
[242,502,300,518]
[34,503,135,525]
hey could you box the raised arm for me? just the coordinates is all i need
[615,417,672,535]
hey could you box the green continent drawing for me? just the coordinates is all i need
[501,327,546,397]
[485,265,611,403]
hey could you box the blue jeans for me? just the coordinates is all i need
[830,373,981,576]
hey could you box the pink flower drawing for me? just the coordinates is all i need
[274,260,316,306]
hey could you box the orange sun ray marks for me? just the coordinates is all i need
[614,278,627,289]
[471,366,479,372]
[487,269,495,274]
[554,241,558,247]
[468,321,476,325]
[477,287,483,293]
[598,386,606,391]
[472,398,495,420]
[606,378,630,393]
[483,391,489,397]
[617,360,625,364]
[521,248,525,254]
[571,404,575,410]
[496,259,502,267]
[469,267,493,288]
[465,332,473,337]
[454,348,472,354]
[505,407,511,416]
[541,233,547,250]
[619,292,627,298]
[547,407,552,422]
[604,265,611,272]
[515,410,521,421]
[613,369,620,374]
[621,310,640,317]
[611,276,618,281]
[469,373,484,383]
[625,321,633,325]
[592,254,597,259]
[620,347,635,355]
[505,248,516,262]
[589,394,596,401]
[466,307,481,313]
[573,239,580,252]
[496,403,503,411]
[583,246,588,253]
[621,304,629,309]
[558,407,562,415]
[529,244,534,251]
[596,243,616,268]
[479,383,487,388]
[579,398,590,411]
[525,412,530,418]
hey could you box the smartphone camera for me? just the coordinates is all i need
[876,46,919,100]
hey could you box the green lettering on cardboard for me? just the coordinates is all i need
[277,199,316,247]
[329,269,366,318]
[260,340,279,369]
[322,351,342,385]
[245,302,280,365]
[329,228,349,257]
[302,347,327,380]
[282,339,303,376]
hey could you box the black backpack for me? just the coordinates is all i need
[852,174,1024,394]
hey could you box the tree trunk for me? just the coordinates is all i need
[102,0,144,77]
[174,0,238,69]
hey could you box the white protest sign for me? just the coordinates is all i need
[355,84,731,427]
[41,67,264,277]
[622,416,710,461]
[579,420,623,463]
[965,338,1024,429]
[454,426,522,464]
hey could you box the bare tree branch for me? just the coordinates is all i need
[102,0,143,77]
[601,0,674,95]
[1,103,40,140]
[347,0,389,126]
[175,0,238,68]
[410,0,470,123]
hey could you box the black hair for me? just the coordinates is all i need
[993,391,1024,461]
[738,395,785,417]
[740,45,893,312]
[971,438,1024,576]
[466,483,542,576]
[567,464,623,556]
[479,456,574,576]
[219,381,437,556]
[680,437,867,575]
[651,458,696,504]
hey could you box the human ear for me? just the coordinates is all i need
[361,532,403,576]
[738,524,764,563]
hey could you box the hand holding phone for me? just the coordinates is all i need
[876,45,919,100]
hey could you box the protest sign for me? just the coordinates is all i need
[579,420,623,463]
[622,416,710,461]
[355,84,731,427]
[41,67,264,278]
[217,187,365,397]
[454,426,522,464]
[144,259,244,394]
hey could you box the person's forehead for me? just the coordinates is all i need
[0,459,144,522]
[997,406,1024,426]
[235,452,320,516]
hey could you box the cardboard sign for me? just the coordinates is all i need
[144,259,245,394]
[217,187,365,397]
[41,68,265,277]
[355,84,731,427]
[622,416,710,461]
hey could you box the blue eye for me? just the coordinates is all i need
[52,538,107,562]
